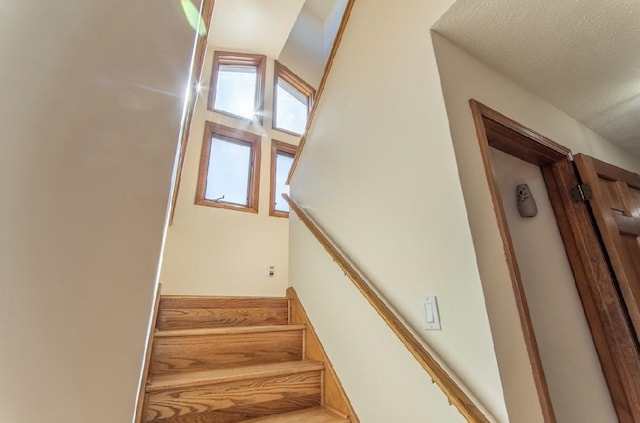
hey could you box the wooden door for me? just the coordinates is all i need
[575,154,640,341]
[470,100,640,421]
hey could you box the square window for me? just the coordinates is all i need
[273,62,315,136]
[215,64,258,120]
[270,140,297,217]
[196,122,261,213]
[205,137,251,206]
[209,52,266,123]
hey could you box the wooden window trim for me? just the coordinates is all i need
[208,51,266,125]
[470,100,558,423]
[273,61,316,137]
[270,140,297,218]
[196,121,261,214]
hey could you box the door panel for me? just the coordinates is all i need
[547,159,640,423]
[575,154,640,342]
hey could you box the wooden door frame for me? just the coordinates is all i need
[469,99,640,423]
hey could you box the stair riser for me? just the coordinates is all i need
[239,407,350,423]
[144,396,322,423]
[158,298,289,330]
[150,331,303,376]
[144,371,321,422]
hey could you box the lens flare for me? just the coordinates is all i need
[180,0,207,36]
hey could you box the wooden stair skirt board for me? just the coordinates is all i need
[138,291,359,423]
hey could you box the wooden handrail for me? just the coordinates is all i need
[284,194,493,423]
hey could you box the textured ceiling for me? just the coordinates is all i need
[434,0,640,156]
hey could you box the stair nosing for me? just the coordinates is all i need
[154,324,305,338]
[146,359,324,393]
[160,295,288,300]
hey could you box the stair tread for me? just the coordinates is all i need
[155,324,305,338]
[238,407,349,423]
[147,359,324,392]
[161,295,288,301]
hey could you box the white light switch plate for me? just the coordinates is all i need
[423,296,441,330]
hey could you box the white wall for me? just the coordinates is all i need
[291,215,466,422]
[289,0,510,421]
[491,148,617,423]
[432,32,640,421]
[323,0,349,60]
[160,46,303,297]
[279,0,349,89]
[0,1,196,422]
[279,8,325,87]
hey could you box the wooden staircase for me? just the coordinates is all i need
[140,295,354,423]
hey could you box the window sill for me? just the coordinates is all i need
[272,126,303,138]
[196,198,258,214]
[209,108,264,127]
[269,210,290,219]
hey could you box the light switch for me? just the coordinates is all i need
[425,304,435,323]
[423,296,441,330]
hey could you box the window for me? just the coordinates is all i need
[273,61,315,136]
[196,121,261,213]
[208,52,266,123]
[270,140,297,217]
